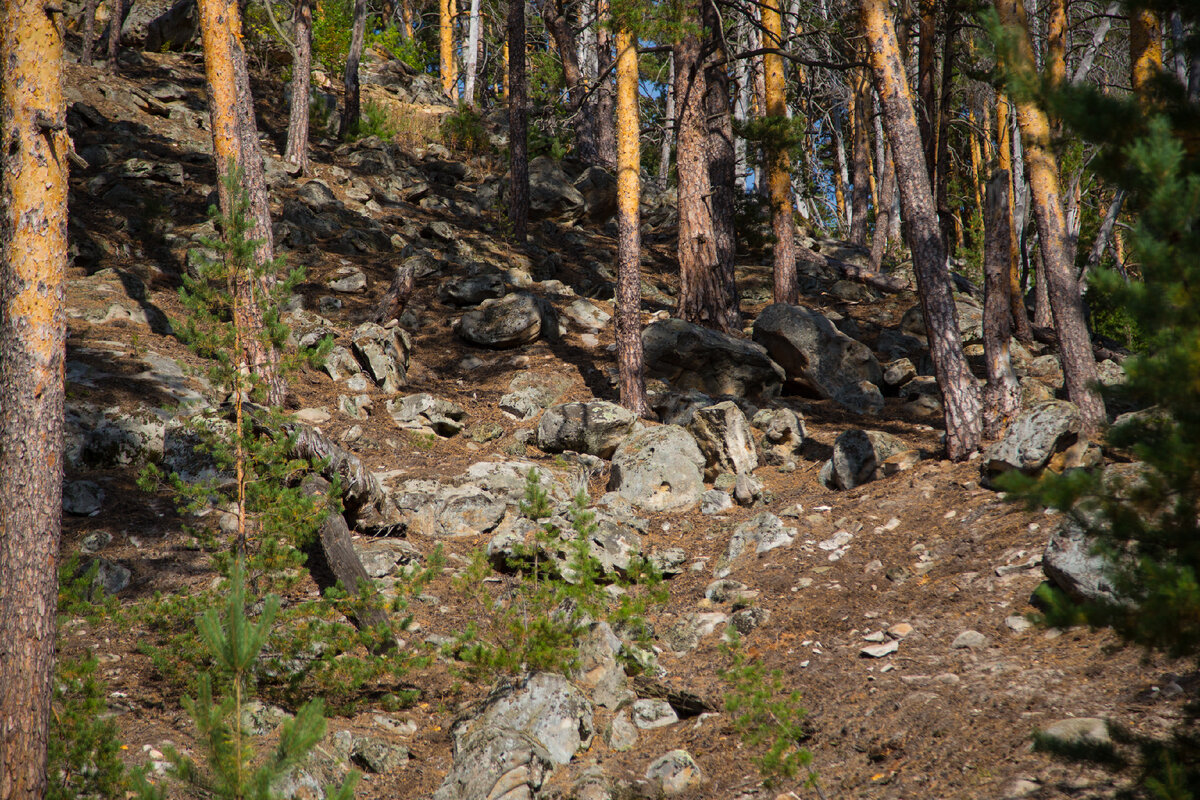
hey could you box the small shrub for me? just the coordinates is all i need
[349,100,397,141]
[48,653,129,800]
[440,104,489,155]
[719,633,819,791]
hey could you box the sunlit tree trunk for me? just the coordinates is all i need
[674,0,739,333]
[508,0,528,241]
[869,143,896,272]
[198,0,285,404]
[862,0,982,460]
[284,0,313,174]
[660,53,674,182]
[339,0,367,138]
[996,0,1105,436]
[441,0,455,97]
[615,26,648,416]
[832,111,850,232]
[463,0,481,104]
[849,70,871,247]
[996,91,1033,342]
[1130,7,1162,99]
[0,0,67,793]
[763,0,796,301]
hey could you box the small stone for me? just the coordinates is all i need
[860,639,899,658]
[731,606,770,634]
[80,530,113,554]
[632,699,678,730]
[1006,615,1033,634]
[294,407,331,425]
[887,622,914,639]
[700,490,733,515]
[351,737,409,773]
[645,750,704,796]
[604,711,638,751]
[328,266,367,293]
[63,480,105,516]
[1005,778,1041,798]
[952,630,989,649]
[863,630,887,643]
[818,531,854,551]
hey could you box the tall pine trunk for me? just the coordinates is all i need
[615,26,648,416]
[763,0,797,301]
[440,0,455,97]
[849,69,871,247]
[996,0,1105,436]
[862,0,982,460]
[81,0,98,65]
[0,0,67,793]
[284,0,313,173]
[464,0,481,104]
[339,0,367,139]
[996,91,1033,342]
[198,0,286,404]
[983,171,1020,438]
[508,0,529,241]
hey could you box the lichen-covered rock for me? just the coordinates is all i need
[824,429,913,490]
[752,303,882,409]
[751,407,806,466]
[451,672,593,766]
[983,400,1081,477]
[609,426,705,512]
[431,727,553,800]
[456,292,553,348]
[726,513,796,561]
[645,750,704,795]
[642,319,784,399]
[387,393,467,436]
[351,322,412,393]
[536,401,636,458]
[437,273,506,307]
[687,401,758,479]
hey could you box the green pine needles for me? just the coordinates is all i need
[720,633,820,793]
[137,560,359,800]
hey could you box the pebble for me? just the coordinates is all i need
[1005,615,1033,634]
[952,630,989,649]
[1041,717,1110,745]
[818,531,854,550]
[294,407,331,424]
[860,640,899,658]
[888,622,914,639]
[632,699,679,730]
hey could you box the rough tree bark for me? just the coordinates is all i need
[593,0,617,167]
[284,0,313,174]
[982,171,1020,439]
[996,91,1034,342]
[81,0,98,65]
[338,0,367,139]
[537,0,597,161]
[869,143,896,272]
[674,0,740,333]
[917,0,937,180]
[107,0,123,62]
[440,0,455,97]
[198,0,286,405]
[615,25,649,416]
[763,0,797,302]
[996,0,1105,436]
[0,0,68,793]
[862,0,982,460]
[849,69,871,248]
[934,4,957,250]
[508,0,529,241]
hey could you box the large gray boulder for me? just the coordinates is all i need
[823,429,912,490]
[983,400,1081,477]
[751,408,806,466]
[687,401,757,479]
[752,303,882,410]
[431,727,554,800]
[573,166,618,220]
[609,425,705,512]
[900,298,984,343]
[451,672,594,766]
[536,401,637,458]
[642,319,783,399]
[1043,515,1117,604]
[456,293,553,348]
[143,0,199,51]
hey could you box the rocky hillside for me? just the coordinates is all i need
[57,47,1180,800]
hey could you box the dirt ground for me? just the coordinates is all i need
[52,48,1188,800]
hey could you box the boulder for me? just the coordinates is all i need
[562,298,611,332]
[824,429,913,490]
[609,426,705,512]
[1043,515,1117,604]
[387,393,467,436]
[456,293,553,348]
[687,401,757,479]
[751,408,806,466]
[431,727,553,800]
[437,273,506,307]
[536,401,637,458]
[900,298,984,343]
[351,322,412,393]
[573,166,618,220]
[983,400,1081,477]
[143,0,199,51]
[451,672,593,766]
[63,480,105,516]
[573,622,630,709]
[726,513,796,561]
[643,318,784,399]
[499,371,574,419]
[752,303,883,409]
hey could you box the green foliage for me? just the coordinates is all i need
[719,633,817,790]
[58,554,123,625]
[48,653,129,800]
[349,100,398,141]
[998,92,1200,798]
[137,560,359,800]
[313,0,353,76]
[440,104,490,154]
[1088,278,1148,352]
[448,470,666,681]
